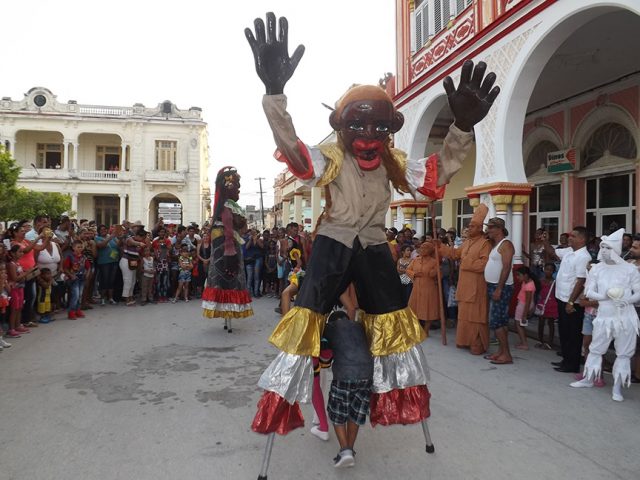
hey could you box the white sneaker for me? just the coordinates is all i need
[310,426,329,441]
[334,449,355,468]
[570,378,593,388]
[0,337,8,348]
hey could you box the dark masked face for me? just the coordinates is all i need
[225,177,240,202]
[333,99,402,171]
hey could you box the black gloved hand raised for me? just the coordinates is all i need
[245,12,305,95]
[443,60,500,132]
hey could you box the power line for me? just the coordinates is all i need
[255,177,266,229]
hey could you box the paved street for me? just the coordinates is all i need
[1,297,639,480]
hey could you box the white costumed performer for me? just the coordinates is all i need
[570,228,640,401]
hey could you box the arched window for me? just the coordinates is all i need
[582,122,637,167]
[525,140,558,176]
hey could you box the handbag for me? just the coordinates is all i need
[127,257,139,270]
[534,280,555,316]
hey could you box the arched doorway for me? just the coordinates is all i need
[496,2,640,239]
[497,2,640,183]
[150,193,183,227]
[407,95,477,235]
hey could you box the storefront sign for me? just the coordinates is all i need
[547,148,579,173]
[158,202,182,224]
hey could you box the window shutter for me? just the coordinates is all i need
[416,10,423,49]
[434,0,442,34]
[443,0,450,24]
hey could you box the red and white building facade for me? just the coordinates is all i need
[391,0,640,263]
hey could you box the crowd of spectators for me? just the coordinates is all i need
[0,215,216,347]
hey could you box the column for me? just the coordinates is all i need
[415,207,426,237]
[511,194,531,265]
[119,193,128,223]
[282,199,291,225]
[402,207,415,230]
[293,192,303,225]
[310,186,322,231]
[71,192,78,215]
[63,142,70,170]
[9,137,16,158]
[120,144,127,171]
[72,142,79,170]
[491,194,512,225]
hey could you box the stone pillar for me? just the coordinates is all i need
[63,142,70,170]
[72,142,79,170]
[415,207,427,237]
[293,192,303,225]
[310,186,322,231]
[119,193,128,223]
[121,144,127,171]
[491,194,512,225]
[71,192,78,214]
[511,194,530,265]
[282,199,291,225]
[9,137,16,159]
[402,207,415,231]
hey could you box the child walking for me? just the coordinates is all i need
[323,310,373,468]
[63,240,90,320]
[514,266,540,350]
[535,263,558,349]
[36,267,54,323]
[140,247,155,305]
[172,245,193,303]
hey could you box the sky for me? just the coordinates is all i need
[1,0,396,208]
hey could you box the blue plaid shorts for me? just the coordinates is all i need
[327,379,372,426]
[487,283,514,329]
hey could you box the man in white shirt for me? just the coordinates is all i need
[552,226,591,373]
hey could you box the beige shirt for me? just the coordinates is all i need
[263,94,473,248]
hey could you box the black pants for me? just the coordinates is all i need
[295,235,405,315]
[557,299,584,371]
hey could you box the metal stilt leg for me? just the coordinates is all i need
[224,319,228,330]
[421,419,435,453]
[257,432,275,480]
[227,318,233,333]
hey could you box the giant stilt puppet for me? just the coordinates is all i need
[201,167,253,332]
[245,12,500,477]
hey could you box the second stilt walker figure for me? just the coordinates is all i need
[201,167,253,332]
[245,12,500,476]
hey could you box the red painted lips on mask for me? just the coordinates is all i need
[351,138,384,171]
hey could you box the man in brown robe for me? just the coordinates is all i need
[439,204,491,354]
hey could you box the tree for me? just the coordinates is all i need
[0,146,20,200]
[1,188,72,221]
[0,147,72,221]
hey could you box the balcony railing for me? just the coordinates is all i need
[18,168,130,181]
[76,170,131,181]
[144,170,187,184]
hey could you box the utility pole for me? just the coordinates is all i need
[255,177,266,230]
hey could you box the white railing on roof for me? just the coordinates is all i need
[78,105,133,116]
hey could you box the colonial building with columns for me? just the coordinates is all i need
[391,0,640,264]
[1,87,210,226]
